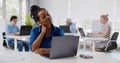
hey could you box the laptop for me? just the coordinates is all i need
[19,25,32,36]
[78,28,86,37]
[42,36,79,59]
[59,25,70,33]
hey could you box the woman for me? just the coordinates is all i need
[88,15,111,50]
[29,5,64,54]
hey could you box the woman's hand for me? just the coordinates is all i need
[35,48,50,54]
[41,25,47,34]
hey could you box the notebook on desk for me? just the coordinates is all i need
[41,36,79,59]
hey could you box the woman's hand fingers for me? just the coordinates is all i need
[41,25,46,34]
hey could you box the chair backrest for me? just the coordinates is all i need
[2,32,6,39]
[111,32,119,40]
[2,32,7,47]
[109,32,119,50]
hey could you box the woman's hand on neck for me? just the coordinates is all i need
[41,25,47,34]
[45,24,52,38]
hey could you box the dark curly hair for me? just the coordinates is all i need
[30,5,46,23]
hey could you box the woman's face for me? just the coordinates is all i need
[100,17,107,24]
[37,10,51,26]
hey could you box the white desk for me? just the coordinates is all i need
[80,37,108,52]
[6,35,30,52]
[64,33,79,36]
[1,52,119,63]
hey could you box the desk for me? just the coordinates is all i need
[1,52,119,63]
[64,33,79,36]
[81,37,108,52]
[6,35,30,52]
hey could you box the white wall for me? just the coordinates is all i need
[115,0,120,19]
[39,0,115,20]
[70,0,114,20]
[39,0,69,26]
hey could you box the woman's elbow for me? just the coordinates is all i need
[32,46,37,52]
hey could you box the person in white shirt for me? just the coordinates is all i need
[88,14,111,51]
[66,18,76,33]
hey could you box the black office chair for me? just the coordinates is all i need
[2,32,14,50]
[97,32,119,52]
[2,32,8,48]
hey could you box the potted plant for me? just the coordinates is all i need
[25,13,36,28]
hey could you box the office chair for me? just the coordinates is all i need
[2,32,14,49]
[2,32,8,48]
[97,32,119,52]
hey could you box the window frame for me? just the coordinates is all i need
[1,0,28,25]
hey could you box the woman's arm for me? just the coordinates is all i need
[93,25,111,38]
[32,26,46,52]
[34,48,50,54]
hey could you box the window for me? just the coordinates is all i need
[6,0,19,20]
[114,0,120,31]
[115,19,120,30]
[0,0,27,24]
[0,0,2,19]
[22,0,27,24]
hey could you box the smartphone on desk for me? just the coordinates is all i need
[80,54,93,59]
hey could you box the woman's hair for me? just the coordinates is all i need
[10,15,17,22]
[101,14,108,21]
[30,5,46,23]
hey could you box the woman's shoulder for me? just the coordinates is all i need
[53,25,64,33]
[53,26,61,31]
[106,23,111,28]
[53,25,64,36]
[31,26,41,32]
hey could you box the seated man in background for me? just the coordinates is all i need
[88,14,111,51]
[6,15,29,51]
[66,18,77,33]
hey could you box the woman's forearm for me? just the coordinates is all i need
[32,32,45,52]
[35,48,50,54]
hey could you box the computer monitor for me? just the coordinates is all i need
[59,25,70,33]
[20,25,32,36]
[78,28,85,37]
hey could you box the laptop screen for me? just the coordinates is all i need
[78,28,85,37]
[20,26,32,35]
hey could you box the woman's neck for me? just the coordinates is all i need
[45,24,52,38]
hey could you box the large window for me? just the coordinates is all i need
[115,20,120,30]
[0,0,2,19]
[6,0,19,20]
[0,0,27,24]
[114,0,120,31]
[22,0,27,24]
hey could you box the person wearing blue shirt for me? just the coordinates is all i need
[6,15,29,51]
[66,18,77,33]
[29,5,64,54]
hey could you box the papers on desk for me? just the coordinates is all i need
[0,52,24,62]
